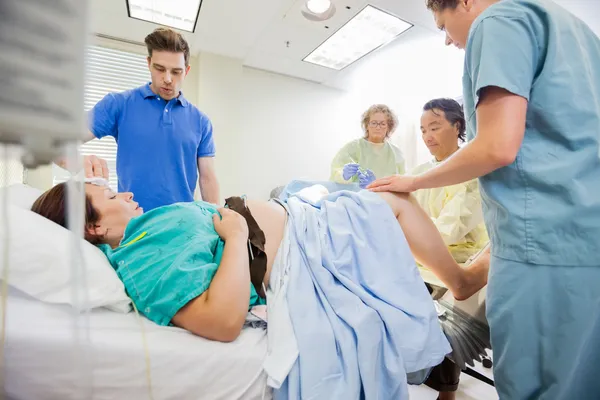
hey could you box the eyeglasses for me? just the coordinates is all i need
[368,121,388,128]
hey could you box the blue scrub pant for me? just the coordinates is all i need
[487,256,600,399]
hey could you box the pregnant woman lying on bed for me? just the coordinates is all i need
[31,181,491,397]
[31,182,487,343]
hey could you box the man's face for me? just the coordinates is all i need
[147,50,190,100]
[433,1,478,50]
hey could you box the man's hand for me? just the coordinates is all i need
[83,155,109,179]
[56,155,109,179]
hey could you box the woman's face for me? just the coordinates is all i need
[366,112,389,143]
[420,109,460,161]
[85,184,143,246]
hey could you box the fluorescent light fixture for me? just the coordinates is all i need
[306,0,332,14]
[304,5,413,71]
[126,0,203,33]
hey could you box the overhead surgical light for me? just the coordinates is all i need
[302,0,336,22]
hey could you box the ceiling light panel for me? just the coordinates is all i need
[127,0,202,33]
[304,5,413,71]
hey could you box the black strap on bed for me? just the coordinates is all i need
[224,196,267,299]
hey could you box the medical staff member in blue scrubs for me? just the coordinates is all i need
[368,0,600,398]
[78,28,219,211]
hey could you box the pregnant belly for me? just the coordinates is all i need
[246,199,287,286]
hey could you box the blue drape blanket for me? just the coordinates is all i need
[274,185,451,399]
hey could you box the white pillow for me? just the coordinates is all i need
[0,199,131,313]
[2,183,43,210]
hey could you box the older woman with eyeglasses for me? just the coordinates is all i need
[330,104,405,189]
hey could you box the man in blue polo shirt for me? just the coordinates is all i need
[79,28,220,211]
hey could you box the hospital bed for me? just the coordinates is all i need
[1,181,490,399]
[4,286,271,400]
[0,183,270,399]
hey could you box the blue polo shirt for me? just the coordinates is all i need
[89,83,215,211]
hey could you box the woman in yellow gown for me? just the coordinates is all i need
[413,98,488,263]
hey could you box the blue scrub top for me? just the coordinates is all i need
[462,0,600,266]
[89,83,216,212]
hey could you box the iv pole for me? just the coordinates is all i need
[0,0,93,398]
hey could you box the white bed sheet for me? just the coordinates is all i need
[5,288,271,400]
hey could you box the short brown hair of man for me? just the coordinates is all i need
[144,27,191,66]
[425,0,460,12]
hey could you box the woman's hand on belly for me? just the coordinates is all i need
[171,210,251,342]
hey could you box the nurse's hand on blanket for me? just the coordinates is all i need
[367,174,417,193]
[342,163,360,180]
[212,208,249,241]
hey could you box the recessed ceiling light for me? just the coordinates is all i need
[301,0,336,22]
[126,0,203,33]
[306,0,332,14]
[303,5,413,70]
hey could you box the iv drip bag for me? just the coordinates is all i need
[0,0,89,168]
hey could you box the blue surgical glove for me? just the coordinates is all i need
[358,169,376,189]
[342,163,360,180]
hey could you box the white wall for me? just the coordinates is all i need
[195,52,361,200]
[235,68,359,198]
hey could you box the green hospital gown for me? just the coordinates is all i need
[99,202,264,326]
[330,138,405,184]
